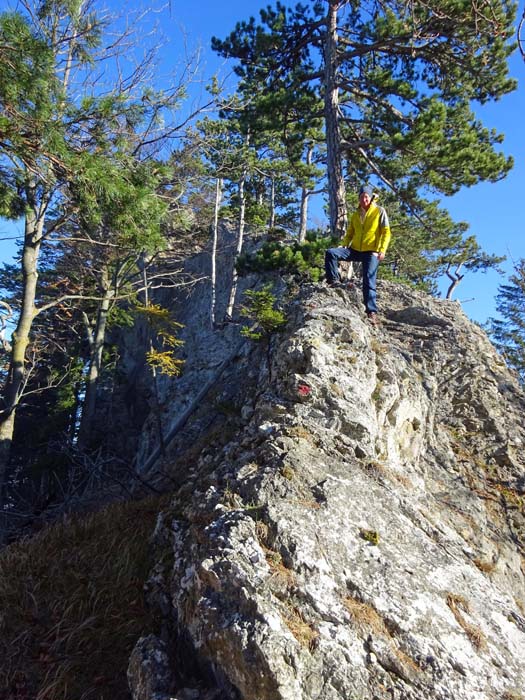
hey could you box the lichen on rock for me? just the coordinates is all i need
[130,280,525,700]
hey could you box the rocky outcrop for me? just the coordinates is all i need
[129,280,525,700]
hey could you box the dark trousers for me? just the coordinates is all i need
[325,247,380,313]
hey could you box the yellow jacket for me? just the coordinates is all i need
[342,203,391,254]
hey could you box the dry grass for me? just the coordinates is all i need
[446,593,487,651]
[261,543,296,591]
[370,339,387,354]
[343,596,421,675]
[473,558,496,575]
[285,498,321,510]
[280,465,295,481]
[494,484,525,512]
[0,495,169,700]
[344,596,388,636]
[283,605,318,651]
[363,461,413,490]
[286,425,321,448]
[254,520,269,542]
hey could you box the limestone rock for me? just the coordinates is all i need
[128,635,174,700]
[132,280,525,700]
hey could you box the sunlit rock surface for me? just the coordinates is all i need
[129,280,525,700]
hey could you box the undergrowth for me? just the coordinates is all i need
[0,495,169,700]
[236,234,336,282]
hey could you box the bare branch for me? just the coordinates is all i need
[0,301,13,352]
[445,261,465,299]
[519,6,525,61]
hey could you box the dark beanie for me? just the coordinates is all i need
[359,184,374,196]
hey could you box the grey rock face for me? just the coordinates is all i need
[128,635,174,700]
[130,281,525,700]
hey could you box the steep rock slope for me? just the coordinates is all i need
[130,281,525,700]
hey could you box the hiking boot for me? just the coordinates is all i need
[367,311,380,326]
[325,279,343,288]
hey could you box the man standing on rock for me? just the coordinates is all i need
[324,184,391,325]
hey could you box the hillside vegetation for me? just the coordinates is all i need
[0,496,169,700]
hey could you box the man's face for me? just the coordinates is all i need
[359,192,372,209]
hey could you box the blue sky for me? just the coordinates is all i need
[170,0,525,325]
[1,0,523,325]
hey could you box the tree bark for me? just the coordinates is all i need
[269,177,276,229]
[0,185,46,492]
[324,1,347,238]
[76,271,114,447]
[298,145,315,242]
[211,177,223,328]
[226,152,248,320]
[299,187,310,243]
[445,263,465,299]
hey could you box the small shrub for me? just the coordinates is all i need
[240,285,287,341]
[236,234,338,282]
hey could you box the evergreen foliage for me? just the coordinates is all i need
[213,0,516,255]
[0,0,189,478]
[488,260,525,385]
[240,285,287,341]
[237,233,336,283]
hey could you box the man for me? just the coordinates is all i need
[324,184,391,325]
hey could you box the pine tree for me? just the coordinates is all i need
[488,260,525,385]
[0,0,189,491]
[213,0,516,240]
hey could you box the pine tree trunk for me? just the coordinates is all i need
[299,188,310,243]
[324,1,347,238]
[298,145,314,243]
[445,263,465,299]
[0,191,44,495]
[0,412,16,497]
[269,177,276,229]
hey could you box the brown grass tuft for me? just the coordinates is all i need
[363,461,413,489]
[254,519,269,543]
[0,494,169,700]
[446,592,487,651]
[283,605,318,651]
[344,596,388,636]
[473,558,496,575]
[343,596,421,674]
[262,545,296,590]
